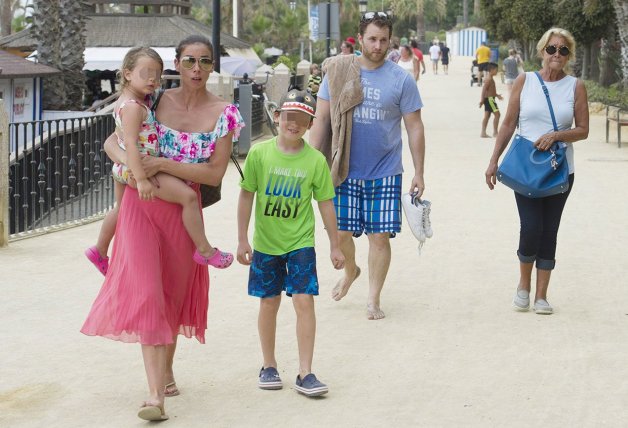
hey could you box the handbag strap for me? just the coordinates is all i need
[533,72,559,132]
[151,90,244,180]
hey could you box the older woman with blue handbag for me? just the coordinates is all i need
[484,28,589,315]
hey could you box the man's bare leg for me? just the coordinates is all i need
[331,231,361,301]
[366,232,391,320]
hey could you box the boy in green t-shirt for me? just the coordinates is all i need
[237,89,345,397]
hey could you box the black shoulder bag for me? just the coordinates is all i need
[152,90,244,208]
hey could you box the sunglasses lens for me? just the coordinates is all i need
[545,45,557,55]
[559,46,569,56]
[181,57,195,69]
[199,58,213,70]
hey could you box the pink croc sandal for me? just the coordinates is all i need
[85,246,109,276]
[193,248,234,269]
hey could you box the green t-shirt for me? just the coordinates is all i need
[240,137,336,255]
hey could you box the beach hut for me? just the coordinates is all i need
[445,27,487,57]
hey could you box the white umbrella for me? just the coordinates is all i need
[263,47,284,56]
[219,56,262,77]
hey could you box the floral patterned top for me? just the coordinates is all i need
[111,98,159,183]
[156,104,244,164]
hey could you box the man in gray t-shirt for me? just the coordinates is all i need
[502,49,521,93]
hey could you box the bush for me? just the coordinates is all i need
[273,55,295,72]
[584,80,628,110]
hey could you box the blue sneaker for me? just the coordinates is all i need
[258,367,283,390]
[295,373,328,397]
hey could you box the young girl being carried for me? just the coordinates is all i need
[84,47,233,274]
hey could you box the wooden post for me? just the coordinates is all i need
[0,101,9,247]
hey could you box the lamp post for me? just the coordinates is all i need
[359,0,367,14]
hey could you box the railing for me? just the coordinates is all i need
[6,114,116,240]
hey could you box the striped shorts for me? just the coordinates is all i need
[334,174,402,237]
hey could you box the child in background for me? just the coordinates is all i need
[85,47,233,275]
[308,63,322,98]
[479,62,503,138]
[237,89,344,397]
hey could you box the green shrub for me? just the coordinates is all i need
[273,55,295,72]
[584,80,628,110]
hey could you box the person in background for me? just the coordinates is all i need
[387,40,401,63]
[410,40,426,79]
[340,40,354,55]
[440,42,450,75]
[475,41,491,85]
[479,62,503,138]
[308,63,322,98]
[484,28,589,315]
[502,49,521,95]
[397,45,419,81]
[428,41,441,74]
[346,36,361,56]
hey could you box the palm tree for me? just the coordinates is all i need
[60,0,87,110]
[613,0,628,86]
[390,0,446,42]
[34,0,65,109]
[34,0,87,110]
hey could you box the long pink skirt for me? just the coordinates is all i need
[81,186,209,345]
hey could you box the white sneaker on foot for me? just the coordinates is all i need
[534,299,553,315]
[513,289,530,311]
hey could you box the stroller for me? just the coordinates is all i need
[470,59,481,86]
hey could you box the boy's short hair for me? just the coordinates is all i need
[276,89,316,118]
[487,62,498,71]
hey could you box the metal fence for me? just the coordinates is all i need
[8,114,116,239]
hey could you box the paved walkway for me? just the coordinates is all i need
[1,57,627,428]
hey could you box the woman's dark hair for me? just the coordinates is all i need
[175,35,214,59]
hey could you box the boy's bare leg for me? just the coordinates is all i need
[292,294,315,377]
[259,296,281,369]
[332,230,361,301]
[366,232,390,320]
[95,181,125,257]
[152,173,213,257]
[493,111,501,137]
[481,111,491,138]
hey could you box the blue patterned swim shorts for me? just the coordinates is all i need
[334,174,402,237]
[248,247,319,298]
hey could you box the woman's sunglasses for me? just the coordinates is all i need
[544,45,570,57]
[180,56,214,71]
[361,11,391,23]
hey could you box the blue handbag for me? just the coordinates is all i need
[497,72,570,198]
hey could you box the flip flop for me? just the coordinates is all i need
[137,404,168,421]
[164,381,180,397]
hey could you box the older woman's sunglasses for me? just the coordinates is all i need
[361,11,390,23]
[180,56,214,71]
[544,45,570,57]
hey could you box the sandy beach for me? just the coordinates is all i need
[1,57,627,428]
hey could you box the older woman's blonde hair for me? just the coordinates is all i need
[536,28,576,66]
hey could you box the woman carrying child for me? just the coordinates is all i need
[81,36,244,421]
